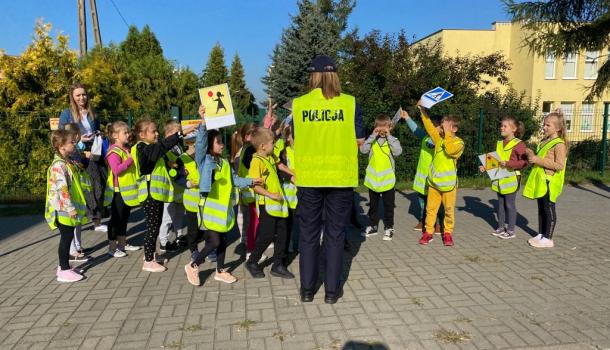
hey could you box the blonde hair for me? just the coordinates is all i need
[308,72,341,99]
[501,116,525,139]
[545,108,568,146]
[134,118,155,141]
[164,120,181,136]
[230,129,243,161]
[106,121,130,144]
[374,114,392,129]
[250,128,274,151]
[68,83,95,122]
[50,129,73,158]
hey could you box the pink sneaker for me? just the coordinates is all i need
[184,263,200,286]
[56,267,84,282]
[143,261,167,272]
[214,269,237,284]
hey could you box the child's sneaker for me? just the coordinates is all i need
[530,237,554,248]
[492,228,505,237]
[94,224,108,232]
[382,228,394,241]
[108,248,127,258]
[413,222,423,231]
[122,244,141,251]
[362,226,378,237]
[184,263,200,286]
[160,241,178,252]
[143,261,167,272]
[56,267,84,282]
[442,233,454,246]
[214,269,237,284]
[206,251,217,262]
[528,234,542,245]
[434,224,442,235]
[245,252,267,263]
[69,253,90,262]
[499,230,515,239]
[419,232,434,245]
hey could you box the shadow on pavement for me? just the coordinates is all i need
[458,195,538,237]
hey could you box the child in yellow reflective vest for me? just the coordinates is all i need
[45,130,89,283]
[416,101,464,246]
[523,109,568,249]
[360,114,402,241]
[479,117,528,240]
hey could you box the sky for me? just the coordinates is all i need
[0,0,510,104]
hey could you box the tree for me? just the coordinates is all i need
[201,44,228,87]
[262,0,355,106]
[504,0,610,98]
[173,67,200,117]
[228,53,254,118]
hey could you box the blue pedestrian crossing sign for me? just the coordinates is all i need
[420,87,453,108]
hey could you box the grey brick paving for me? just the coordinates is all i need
[1,186,610,349]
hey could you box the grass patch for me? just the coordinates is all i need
[434,328,472,344]
[234,319,256,332]
[0,202,44,217]
[272,331,290,342]
[464,255,481,263]
[411,297,424,307]
[180,324,204,332]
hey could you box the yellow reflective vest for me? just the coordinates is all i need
[182,153,200,213]
[103,146,140,207]
[253,155,288,218]
[292,88,358,188]
[45,156,89,230]
[198,158,236,232]
[238,145,256,204]
[282,145,298,209]
[523,138,566,203]
[131,141,174,203]
[412,137,434,195]
[428,139,462,192]
[491,138,522,195]
[364,141,396,192]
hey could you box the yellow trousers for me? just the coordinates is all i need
[425,186,457,234]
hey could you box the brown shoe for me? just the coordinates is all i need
[413,222,423,231]
[184,263,200,286]
[434,224,442,235]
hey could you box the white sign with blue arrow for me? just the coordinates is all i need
[420,87,453,108]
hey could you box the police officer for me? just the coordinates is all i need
[292,55,365,304]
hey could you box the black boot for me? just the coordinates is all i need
[270,264,294,279]
[300,289,314,302]
[245,262,265,278]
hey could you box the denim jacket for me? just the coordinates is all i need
[58,108,100,135]
[195,123,252,193]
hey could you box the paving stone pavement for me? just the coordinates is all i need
[0,185,609,350]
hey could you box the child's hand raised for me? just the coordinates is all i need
[182,123,200,136]
[479,165,486,173]
[400,108,410,120]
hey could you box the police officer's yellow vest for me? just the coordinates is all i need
[364,141,395,192]
[165,150,188,204]
[281,145,298,209]
[103,146,140,207]
[238,145,256,204]
[45,156,89,230]
[523,138,566,203]
[292,88,358,188]
[131,141,174,203]
[182,153,200,213]
[253,155,289,218]
[428,139,462,192]
[197,158,235,233]
[413,136,434,195]
[491,138,522,195]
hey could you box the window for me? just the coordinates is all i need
[584,51,599,79]
[545,52,556,79]
[581,103,594,132]
[542,101,553,116]
[563,53,577,79]
[560,102,573,131]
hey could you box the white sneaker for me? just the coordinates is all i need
[528,234,542,245]
[382,228,394,241]
[268,243,274,249]
[94,225,108,232]
[122,244,141,251]
[362,226,378,237]
[108,249,127,258]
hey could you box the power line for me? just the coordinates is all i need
[108,0,129,28]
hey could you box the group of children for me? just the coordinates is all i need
[45,100,568,283]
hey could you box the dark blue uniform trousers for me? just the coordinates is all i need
[297,187,353,298]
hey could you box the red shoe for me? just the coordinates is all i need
[442,233,454,246]
[419,232,434,245]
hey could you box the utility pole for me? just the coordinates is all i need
[89,0,102,47]
[78,0,87,57]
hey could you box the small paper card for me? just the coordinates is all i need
[420,87,454,108]
[478,151,515,181]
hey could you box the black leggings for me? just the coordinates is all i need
[57,221,75,270]
[368,188,395,228]
[143,196,164,261]
[185,211,203,253]
[192,230,226,272]
[537,190,557,239]
[108,193,131,241]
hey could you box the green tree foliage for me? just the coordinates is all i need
[504,0,610,98]
[229,53,256,120]
[201,44,228,87]
[262,0,355,106]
